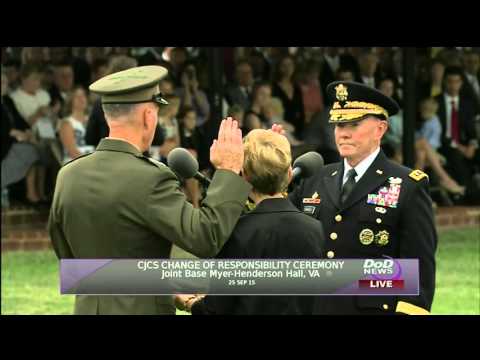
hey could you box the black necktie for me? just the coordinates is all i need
[341,168,357,205]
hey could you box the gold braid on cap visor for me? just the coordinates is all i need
[329,101,389,122]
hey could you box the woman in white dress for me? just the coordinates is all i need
[58,86,94,165]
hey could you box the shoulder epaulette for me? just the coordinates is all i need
[61,152,93,167]
[409,169,429,182]
[141,156,166,169]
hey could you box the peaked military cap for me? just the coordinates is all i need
[326,81,400,123]
[89,65,169,105]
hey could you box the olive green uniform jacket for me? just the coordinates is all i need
[48,138,251,315]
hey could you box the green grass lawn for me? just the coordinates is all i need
[430,227,480,315]
[2,228,479,315]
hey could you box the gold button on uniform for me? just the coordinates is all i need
[335,214,342,222]
[382,304,389,310]
[330,232,338,240]
[376,218,382,224]
[327,251,335,258]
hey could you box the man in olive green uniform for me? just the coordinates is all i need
[48,65,251,315]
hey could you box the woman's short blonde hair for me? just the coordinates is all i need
[243,129,292,195]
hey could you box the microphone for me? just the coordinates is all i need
[292,151,324,181]
[167,148,211,186]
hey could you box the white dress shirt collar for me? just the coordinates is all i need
[343,147,381,185]
[444,93,459,105]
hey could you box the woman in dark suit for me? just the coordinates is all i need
[175,129,326,315]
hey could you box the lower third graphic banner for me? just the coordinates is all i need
[60,258,419,295]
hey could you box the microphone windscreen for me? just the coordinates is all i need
[167,148,199,179]
[292,151,324,178]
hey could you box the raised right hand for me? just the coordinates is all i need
[210,117,244,175]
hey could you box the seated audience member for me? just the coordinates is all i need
[435,66,478,192]
[167,47,189,87]
[243,113,265,135]
[88,58,110,104]
[159,77,176,97]
[58,86,94,165]
[10,64,56,202]
[21,47,48,68]
[272,55,306,139]
[175,62,210,127]
[336,67,355,82]
[263,97,302,145]
[225,59,254,110]
[299,59,324,124]
[10,64,52,127]
[248,49,271,82]
[158,95,181,158]
[358,50,381,88]
[91,58,110,83]
[178,106,201,158]
[48,61,75,117]
[227,104,245,130]
[178,106,202,208]
[320,47,360,96]
[378,77,403,163]
[415,97,465,195]
[4,59,21,93]
[417,58,445,101]
[1,70,41,206]
[175,129,325,315]
[245,81,272,128]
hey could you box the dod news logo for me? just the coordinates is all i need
[358,259,404,289]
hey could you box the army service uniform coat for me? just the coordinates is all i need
[289,150,437,315]
[48,138,252,315]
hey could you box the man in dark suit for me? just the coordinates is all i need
[48,61,74,118]
[357,51,382,89]
[289,81,437,315]
[225,59,254,111]
[175,129,325,315]
[435,66,479,192]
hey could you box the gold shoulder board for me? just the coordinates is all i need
[409,169,428,182]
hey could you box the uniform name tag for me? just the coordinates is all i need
[303,206,316,215]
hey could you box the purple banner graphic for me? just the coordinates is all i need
[60,259,113,293]
[60,259,419,295]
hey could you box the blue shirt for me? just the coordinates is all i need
[416,115,442,150]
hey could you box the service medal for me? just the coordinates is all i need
[359,228,375,245]
[375,230,390,246]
